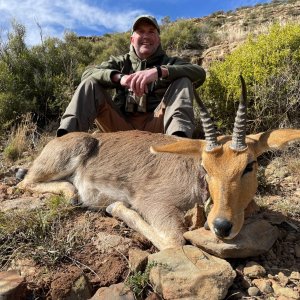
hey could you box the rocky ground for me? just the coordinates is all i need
[0,142,299,299]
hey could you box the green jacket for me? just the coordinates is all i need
[82,45,206,112]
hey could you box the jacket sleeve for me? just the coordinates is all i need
[81,55,124,87]
[162,57,206,88]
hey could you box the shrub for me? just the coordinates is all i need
[160,19,219,51]
[200,23,300,133]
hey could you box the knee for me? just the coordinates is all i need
[80,77,99,89]
[172,77,193,89]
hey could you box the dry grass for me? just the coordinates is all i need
[3,114,37,161]
[0,195,85,270]
[3,114,52,162]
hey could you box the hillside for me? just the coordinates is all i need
[169,0,300,69]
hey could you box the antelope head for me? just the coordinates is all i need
[151,76,300,239]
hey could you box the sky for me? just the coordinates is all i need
[0,0,272,45]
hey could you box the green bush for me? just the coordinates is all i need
[200,23,300,133]
[160,19,219,51]
[0,23,96,130]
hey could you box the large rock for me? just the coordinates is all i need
[184,218,278,258]
[0,270,26,300]
[148,245,235,300]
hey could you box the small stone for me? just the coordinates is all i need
[290,271,300,280]
[252,278,273,294]
[243,261,266,278]
[271,280,300,299]
[184,203,206,230]
[294,244,300,258]
[90,283,134,300]
[278,272,289,286]
[240,276,251,289]
[145,292,161,300]
[248,286,260,296]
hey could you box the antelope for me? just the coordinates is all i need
[18,76,300,250]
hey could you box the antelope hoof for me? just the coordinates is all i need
[70,197,82,207]
[106,201,129,215]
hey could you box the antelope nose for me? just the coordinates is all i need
[213,218,232,238]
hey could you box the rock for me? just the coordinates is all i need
[145,292,161,300]
[90,282,135,300]
[290,271,300,280]
[93,232,132,254]
[271,280,300,299]
[252,279,273,294]
[248,286,260,296]
[184,218,278,258]
[50,270,93,300]
[243,261,266,278]
[65,275,93,300]
[277,272,289,287]
[184,203,206,230]
[1,197,46,212]
[0,270,26,300]
[294,244,300,258]
[148,245,235,300]
[9,258,37,277]
[128,248,149,273]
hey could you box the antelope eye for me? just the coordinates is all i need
[242,161,256,176]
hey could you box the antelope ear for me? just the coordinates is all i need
[150,140,206,156]
[248,129,300,157]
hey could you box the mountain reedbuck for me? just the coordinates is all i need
[18,76,300,250]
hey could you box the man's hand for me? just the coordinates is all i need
[126,68,158,97]
[113,67,168,97]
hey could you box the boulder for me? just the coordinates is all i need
[184,218,278,258]
[148,245,235,300]
[0,270,26,300]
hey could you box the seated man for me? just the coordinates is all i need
[57,15,206,138]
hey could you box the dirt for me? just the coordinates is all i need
[0,151,299,299]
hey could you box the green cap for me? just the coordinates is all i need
[132,15,160,34]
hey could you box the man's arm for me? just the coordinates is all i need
[81,55,125,87]
[161,58,206,88]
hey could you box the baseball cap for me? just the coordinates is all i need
[132,15,160,34]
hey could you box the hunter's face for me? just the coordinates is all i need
[131,21,160,60]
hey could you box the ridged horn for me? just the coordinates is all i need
[193,88,219,152]
[230,75,248,151]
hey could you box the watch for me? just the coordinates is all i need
[155,66,162,79]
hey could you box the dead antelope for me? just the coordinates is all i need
[18,76,300,250]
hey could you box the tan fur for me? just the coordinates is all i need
[19,129,300,249]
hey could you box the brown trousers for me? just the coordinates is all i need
[58,77,195,137]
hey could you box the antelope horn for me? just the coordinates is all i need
[193,89,219,152]
[230,75,248,151]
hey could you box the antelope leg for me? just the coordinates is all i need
[106,202,183,250]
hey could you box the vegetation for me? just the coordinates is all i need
[200,23,300,133]
[0,195,81,268]
[160,19,219,51]
[0,12,299,136]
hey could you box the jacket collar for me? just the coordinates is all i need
[129,44,166,67]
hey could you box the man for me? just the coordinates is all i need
[57,15,206,138]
